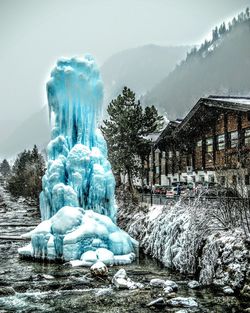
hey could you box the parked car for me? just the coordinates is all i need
[154,185,169,194]
[166,185,188,198]
[154,185,163,194]
[166,186,178,198]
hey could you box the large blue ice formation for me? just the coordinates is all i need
[18,55,138,265]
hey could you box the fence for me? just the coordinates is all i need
[139,193,250,207]
[140,193,178,206]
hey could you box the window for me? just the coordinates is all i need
[244,129,250,146]
[209,175,215,183]
[220,176,226,186]
[162,151,166,158]
[232,175,237,185]
[169,151,173,158]
[200,176,205,183]
[217,134,225,150]
[229,131,238,148]
[206,138,213,153]
[197,140,202,147]
[245,175,250,186]
[176,151,180,157]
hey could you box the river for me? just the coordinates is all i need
[0,182,247,312]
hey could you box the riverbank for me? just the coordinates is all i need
[117,198,250,300]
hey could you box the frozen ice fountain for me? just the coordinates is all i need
[18,55,138,266]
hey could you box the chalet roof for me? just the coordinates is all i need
[145,132,161,143]
[207,96,250,110]
[175,96,250,135]
[209,95,250,106]
[155,119,182,145]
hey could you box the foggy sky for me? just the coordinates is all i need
[0,0,249,139]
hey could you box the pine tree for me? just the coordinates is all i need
[102,87,163,193]
[212,27,219,41]
[0,159,11,176]
[246,7,250,19]
[219,22,226,36]
[7,145,45,204]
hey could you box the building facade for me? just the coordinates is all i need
[146,96,250,188]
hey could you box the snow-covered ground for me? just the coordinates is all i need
[118,199,250,292]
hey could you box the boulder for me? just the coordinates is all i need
[163,286,173,294]
[222,286,234,295]
[241,284,250,298]
[167,297,198,308]
[187,280,200,289]
[149,278,166,287]
[164,280,178,291]
[112,268,143,289]
[0,286,15,297]
[146,297,166,308]
[90,261,108,276]
[42,274,55,280]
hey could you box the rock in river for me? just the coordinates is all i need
[112,268,143,289]
[163,286,174,294]
[90,261,108,276]
[167,297,198,308]
[146,297,166,308]
[0,286,15,297]
[187,280,200,289]
[149,278,166,287]
[164,280,178,291]
[223,286,234,295]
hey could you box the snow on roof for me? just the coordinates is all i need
[209,96,250,105]
[145,132,161,142]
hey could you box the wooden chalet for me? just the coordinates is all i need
[146,96,250,187]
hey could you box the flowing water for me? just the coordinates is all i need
[0,182,248,313]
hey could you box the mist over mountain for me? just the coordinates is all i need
[0,106,50,159]
[144,11,250,119]
[101,44,190,103]
[0,45,189,158]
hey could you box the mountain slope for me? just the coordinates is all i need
[101,44,190,103]
[144,15,250,119]
[0,106,50,158]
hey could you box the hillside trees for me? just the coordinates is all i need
[7,145,45,203]
[102,87,163,192]
[144,7,250,119]
[0,159,11,176]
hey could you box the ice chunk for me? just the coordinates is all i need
[51,206,84,235]
[96,248,114,265]
[21,220,52,238]
[81,250,98,263]
[21,206,138,263]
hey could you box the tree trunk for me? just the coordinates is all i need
[127,167,134,193]
[140,156,145,187]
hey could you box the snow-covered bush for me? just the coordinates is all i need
[118,196,249,289]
